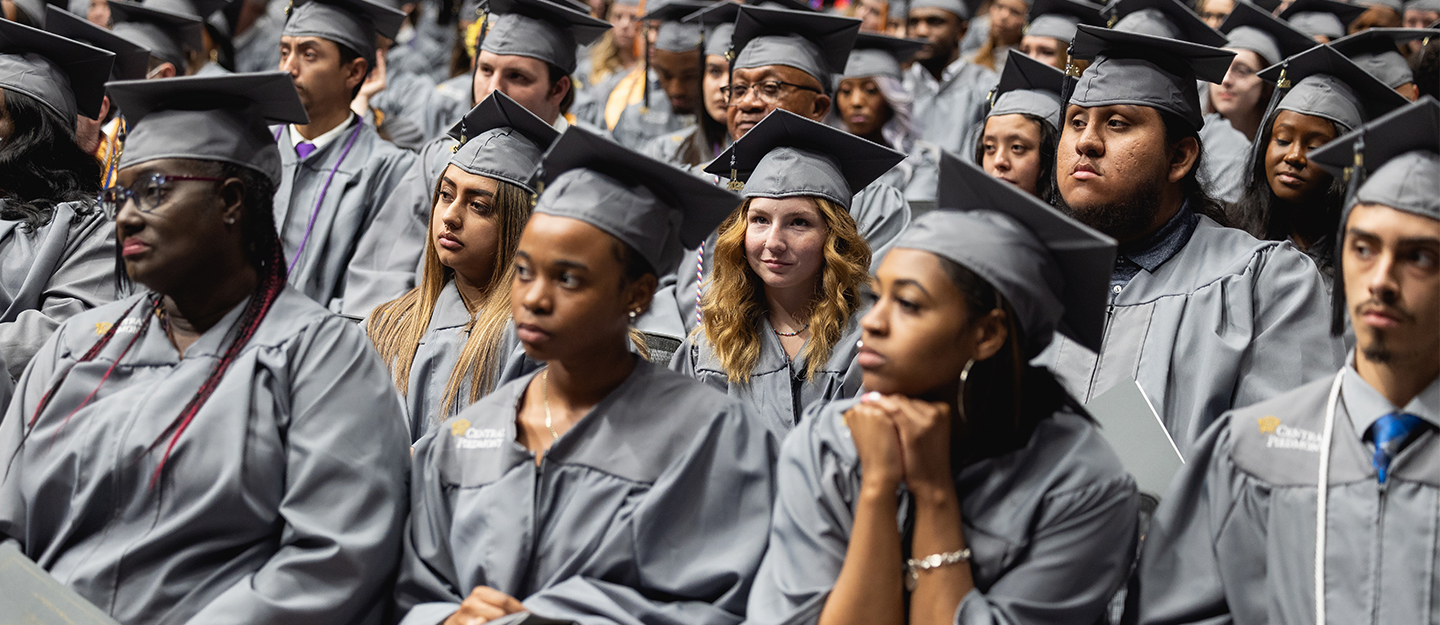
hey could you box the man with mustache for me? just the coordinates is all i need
[902,0,996,156]
[1037,26,1341,455]
[1137,96,1440,625]
[272,0,415,312]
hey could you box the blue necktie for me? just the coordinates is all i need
[1367,412,1428,484]
[296,141,317,160]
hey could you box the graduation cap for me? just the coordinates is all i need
[147,0,231,18]
[731,5,862,84]
[754,0,818,12]
[480,0,611,74]
[685,0,739,58]
[1330,27,1439,88]
[894,151,1116,356]
[840,33,925,81]
[0,18,113,120]
[533,126,742,273]
[1279,0,1367,40]
[282,0,405,67]
[910,0,977,20]
[1102,0,1228,47]
[1026,0,1105,44]
[107,72,308,185]
[1219,1,1318,66]
[702,108,905,210]
[642,0,707,53]
[445,90,560,193]
[8,0,62,26]
[1406,0,1440,11]
[1259,43,1410,132]
[1359,0,1403,12]
[989,49,1067,130]
[108,0,205,72]
[43,5,149,81]
[1068,25,1235,130]
[1310,96,1440,220]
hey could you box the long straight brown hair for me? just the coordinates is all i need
[366,169,533,419]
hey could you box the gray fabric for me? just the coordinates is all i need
[1103,0,1228,46]
[43,6,149,81]
[282,0,405,66]
[1035,217,1344,456]
[1330,28,1440,88]
[395,281,538,442]
[655,21,702,53]
[534,126,741,273]
[108,1,205,71]
[610,95,693,151]
[0,19,112,120]
[1069,25,1235,131]
[1138,372,1440,624]
[273,120,416,311]
[1278,74,1366,133]
[1356,151,1440,219]
[1197,112,1249,203]
[704,22,734,57]
[1225,25,1282,67]
[988,50,1066,128]
[731,5,862,82]
[904,58,997,154]
[392,362,779,625]
[1026,14,1082,41]
[990,89,1062,126]
[1407,0,1440,10]
[689,1,740,57]
[0,288,410,624]
[110,72,309,186]
[747,397,1138,625]
[912,0,971,19]
[672,311,866,434]
[1219,1,1318,66]
[9,0,45,23]
[0,202,116,381]
[744,147,852,207]
[480,0,611,75]
[1026,0,1104,42]
[840,33,926,81]
[110,21,188,70]
[1114,8,1183,39]
[905,154,1116,355]
[446,91,560,193]
[1351,50,1415,88]
[1288,11,1346,38]
[1278,0,1367,39]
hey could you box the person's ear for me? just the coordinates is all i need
[622,272,658,319]
[811,92,832,120]
[218,177,246,229]
[150,62,178,79]
[548,74,572,107]
[970,308,1009,362]
[345,56,370,92]
[1168,135,1200,184]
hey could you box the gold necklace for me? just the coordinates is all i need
[542,370,559,442]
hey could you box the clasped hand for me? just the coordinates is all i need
[844,392,954,499]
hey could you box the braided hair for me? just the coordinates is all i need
[7,162,288,489]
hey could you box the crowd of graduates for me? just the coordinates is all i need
[0,0,1436,622]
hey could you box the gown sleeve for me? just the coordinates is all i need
[393,430,468,625]
[339,141,433,321]
[0,208,115,380]
[519,401,779,625]
[0,316,73,547]
[1136,413,1241,625]
[180,318,411,625]
[744,408,859,625]
[951,470,1138,625]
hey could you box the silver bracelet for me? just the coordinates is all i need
[904,548,971,590]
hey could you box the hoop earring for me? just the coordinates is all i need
[956,358,975,423]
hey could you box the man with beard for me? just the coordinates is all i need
[1037,25,1341,455]
[1137,96,1440,625]
[608,0,709,150]
[902,0,996,156]
[339,0,609,320]
[272,0,415,312]
[637,4,913,342]
[641,0,737,168]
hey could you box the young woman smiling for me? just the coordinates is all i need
[394,127,778,625]
[677,111,903,433]
[745,154,1137,625]
[367,92,554,439]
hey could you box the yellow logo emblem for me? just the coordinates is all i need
[95,322,113,336]
[1258,416,1281,434]
[451,419,471,437]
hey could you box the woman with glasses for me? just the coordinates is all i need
[0,73,410,624]
[0,21,117,386]
[746,154,1137,625]
[674,111,901,434]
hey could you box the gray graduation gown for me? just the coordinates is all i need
[640,123,726,168]
[1138,370,1440,624]
[393,361,779,625]
[0,201,116,381]
[904,60,997,156]
[1198,112,1251,205]
[1036,216,1344,456]
[608,81,693,151]
[671,312,867,434]
[0,288,411,625]
[273,120,417,314]
[746,398,1140,625]
[875,139,941,205]
[398,280,538,442]
[647,181,912,342]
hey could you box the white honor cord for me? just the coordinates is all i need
[1314,371,1345,625]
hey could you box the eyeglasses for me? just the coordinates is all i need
[98,173,226,219]
[723,80,822,105]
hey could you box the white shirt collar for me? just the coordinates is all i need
[290,112,357,152]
